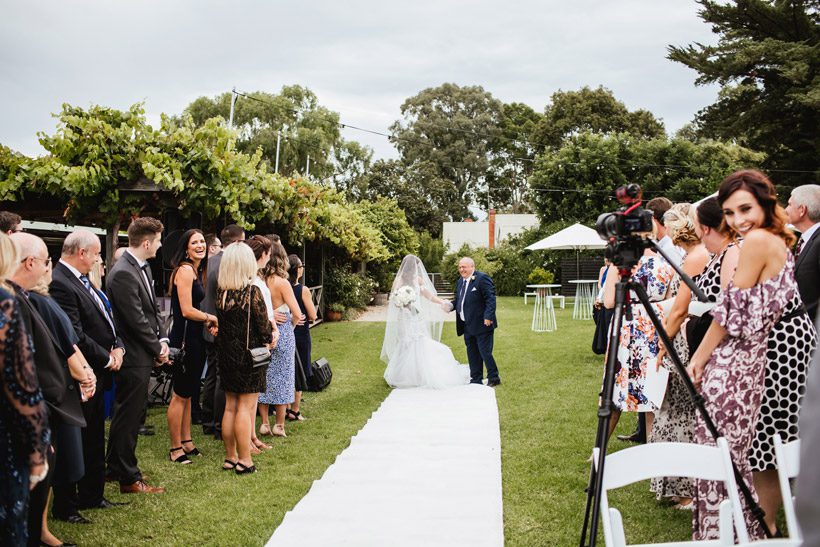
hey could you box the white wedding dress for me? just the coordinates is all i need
[381,256,470,389]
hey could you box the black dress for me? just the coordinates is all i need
[215,286,272,394]
[0,288,50,546]
[170,273,207,399]
[292,282,313,385]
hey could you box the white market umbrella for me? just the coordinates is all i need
[525,223,606,279]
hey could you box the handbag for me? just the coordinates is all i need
[591,306,613,355]
[246,287,272,368]
[307,357,332,392]
[168,318,187,371]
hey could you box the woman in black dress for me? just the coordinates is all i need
[288,254,316,421]
[167,229,216,465]
[216,243,274,474]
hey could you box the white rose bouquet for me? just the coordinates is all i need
[392,285,420,312]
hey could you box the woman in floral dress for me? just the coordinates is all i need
[603,249,675,440]
[688,170,802,540]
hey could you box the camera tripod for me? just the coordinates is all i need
[579,240,771,546]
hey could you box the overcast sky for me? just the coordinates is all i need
[1,0,718,161]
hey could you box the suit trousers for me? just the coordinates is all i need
[77,386,106,507]
[464,330,499,384]
[106,365,151,485]
[200,342,225,437]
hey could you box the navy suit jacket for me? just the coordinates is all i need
[452,271,497,337]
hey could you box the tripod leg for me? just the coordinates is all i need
[581,279,629,547]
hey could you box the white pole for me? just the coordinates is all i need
[306,155,310,177]
[228,87,238,129]
[275,131,281,174]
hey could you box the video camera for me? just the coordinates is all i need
[595,183,654,268]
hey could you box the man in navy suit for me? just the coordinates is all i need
[448,257,500,386]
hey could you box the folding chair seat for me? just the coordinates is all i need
[593,438,748,546]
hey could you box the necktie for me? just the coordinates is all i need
[459,278,470,318]
[796,237,805,257]
[80,274,116,333]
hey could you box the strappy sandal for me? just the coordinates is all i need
[253,438,273,450]
[286,409,305,421]
[222,459,237,470]
[181,440,202,457]
[235,462,257,475]
[169,447,192,465]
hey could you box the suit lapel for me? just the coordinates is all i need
[125,253,158,314]
[57,262,103,315]
[796,229,820,269]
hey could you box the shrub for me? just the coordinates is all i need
[324,262,377,311]
[418,231,445,272]
[528,267,555,284]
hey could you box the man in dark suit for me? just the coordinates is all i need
[447,257,500,386]
[50,229,125,513]
[786,184,820,322]
[105,217,167,494]
[10,232,88,535]
[200,224,245,438]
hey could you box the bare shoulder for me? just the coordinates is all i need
[174,263,196,284]
[683,245,710,274]
[740,229,780,252]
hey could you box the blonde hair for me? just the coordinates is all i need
[0,233,18,288]
[664,203,700,247]
[218,242,256,291]
[88,259,103,289]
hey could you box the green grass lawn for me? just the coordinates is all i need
[51,297,691,546]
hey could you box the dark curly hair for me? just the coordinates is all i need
[717,169,795,247]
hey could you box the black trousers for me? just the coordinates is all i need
[78,384,106,507]
[464,330,500,384]
[106,365,151,485]
[200,342,224,437]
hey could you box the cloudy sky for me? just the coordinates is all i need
[1,0,718,161]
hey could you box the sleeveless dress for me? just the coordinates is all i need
[693,252,799,541]
[259,305,295,406]
[650,262,696,500]
[170,275,207,398]
[612,255,675,412]
[383,302,469,389]
[292,282,313,387]
[215,286,271,394]
[751,275,816,471]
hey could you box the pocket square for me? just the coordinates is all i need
[471,287,477,292]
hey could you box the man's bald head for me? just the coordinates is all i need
[10,232,49,289]
[458,257,476,279]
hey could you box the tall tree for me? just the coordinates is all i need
[668,0,820,186]
[531,86,666,150]
[488,102,542,213]
[529,132,763,224]
[390,83,504,220]
[184,85,345,181]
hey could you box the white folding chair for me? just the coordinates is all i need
[593,438,749,546]
[773,435,801,542]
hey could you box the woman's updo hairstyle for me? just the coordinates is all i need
[663,203,699,247]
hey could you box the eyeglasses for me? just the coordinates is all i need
[22,256,52,266]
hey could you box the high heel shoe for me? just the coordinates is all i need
[169,448,192,465]
[286,409,305,421]
[222,459,237,470]
[258,424,272,436]
[181,440,202,457]
[235,462,257,475]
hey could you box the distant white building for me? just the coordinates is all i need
[442,210,539,253]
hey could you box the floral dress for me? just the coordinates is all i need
[693,253,798,541]
[612,255,675,412]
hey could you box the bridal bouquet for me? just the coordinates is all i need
[393,285,419,311]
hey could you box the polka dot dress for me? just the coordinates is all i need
[749,289,817,472]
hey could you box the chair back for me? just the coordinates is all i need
[593,438,749,546]
[773,436,801,541]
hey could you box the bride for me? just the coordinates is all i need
[380,255,469,389]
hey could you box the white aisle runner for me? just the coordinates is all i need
[267,384,504,546]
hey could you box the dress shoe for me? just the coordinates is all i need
[79,497,128,510]
[487,378,502,387]
[137,425,155,436]
[616,432,645,443]
[53,513,91,525]
[120,480,165,494]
